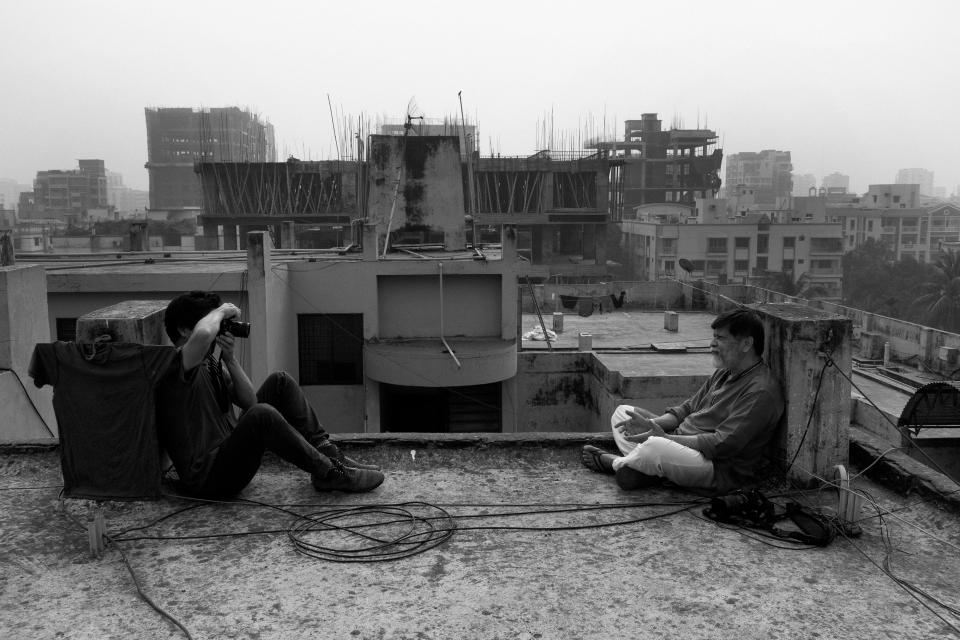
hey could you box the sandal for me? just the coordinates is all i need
[581,445,614,474]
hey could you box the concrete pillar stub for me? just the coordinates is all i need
[752,302,852,485]
[664,310,678,332]
[76,300,171,345]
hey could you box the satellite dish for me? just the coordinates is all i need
[678,258,694,273]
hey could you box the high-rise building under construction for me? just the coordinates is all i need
[144,107,276,215]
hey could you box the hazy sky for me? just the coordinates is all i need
[2,0,958,195]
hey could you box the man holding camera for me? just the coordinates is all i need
[157,291,384,498]
[581,308,784,495]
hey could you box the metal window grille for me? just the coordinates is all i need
[297,314,363,385]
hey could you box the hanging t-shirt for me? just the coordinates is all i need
[28,342,177,499]
[155,349,237,492]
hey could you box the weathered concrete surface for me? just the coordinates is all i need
[3,441,960,640]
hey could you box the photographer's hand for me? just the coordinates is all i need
[216,333,235,361]
[218,337,256,410]
[219,303,241,320]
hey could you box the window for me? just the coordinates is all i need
[867,220,874,232]
[734,260,749,273]
[664,260,675,274]
[706,260,726,275]
[735,237,750,249]
[757,234,769,254]
[893,195,901,204]
[756,256,768,272]
[298,314,363,385]
[782,260,794,272]
[783,237,796,248]
[56,318,77,342]
[690,259,705,272]
[707,237,728,253]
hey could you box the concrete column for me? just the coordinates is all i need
[0,265,57,441]
[280,222,297,250]
[362,224,378,261]
[593,223,607,268]
[753,302,852,485]
[223,225,238,251]
[246,231,273,386]
[502,226,519,341]
[363,378,380,433]
[203,223,221,250]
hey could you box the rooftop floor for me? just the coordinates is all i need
[3,439,960,639]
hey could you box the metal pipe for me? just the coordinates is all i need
[438,262,462,369]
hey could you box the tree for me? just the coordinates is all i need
[842,238,895,310]
[914,251,960,332]
[761,270,829,299]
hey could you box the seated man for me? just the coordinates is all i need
[157,291,383,498]
[581,308,784,495]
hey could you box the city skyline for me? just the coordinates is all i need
[1,0,958,196]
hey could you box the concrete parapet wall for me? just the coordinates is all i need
[0,265,57,441]
[523,280,684,314]
[515,351,710,433]
[515,352,596,432]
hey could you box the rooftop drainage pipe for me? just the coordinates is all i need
[438,262,462,369]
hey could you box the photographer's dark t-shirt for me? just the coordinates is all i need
[155,349,237,491]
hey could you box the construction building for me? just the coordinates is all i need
[144,107,276,220]
[588,113,723,211]
[724,150,793,206]
[196,130,615,282]
[18,159,108,223]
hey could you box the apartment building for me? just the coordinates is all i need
[618,216,844,299]
[896,168,934,197]
[724,150,793,205]
[821,172,850,193]
[828,202,960,262]
[18,159,108,222]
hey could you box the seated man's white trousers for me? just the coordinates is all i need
[610,404,715,489]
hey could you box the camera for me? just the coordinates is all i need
[707,489,775,525]
[219,319,251,338]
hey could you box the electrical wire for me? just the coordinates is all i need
[106,493,707,563]
[784,356,832,474]
[837,497,960,635]
[57,500,195,640]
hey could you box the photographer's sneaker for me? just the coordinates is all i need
[317,441,381,471]
[312,461,384,493]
